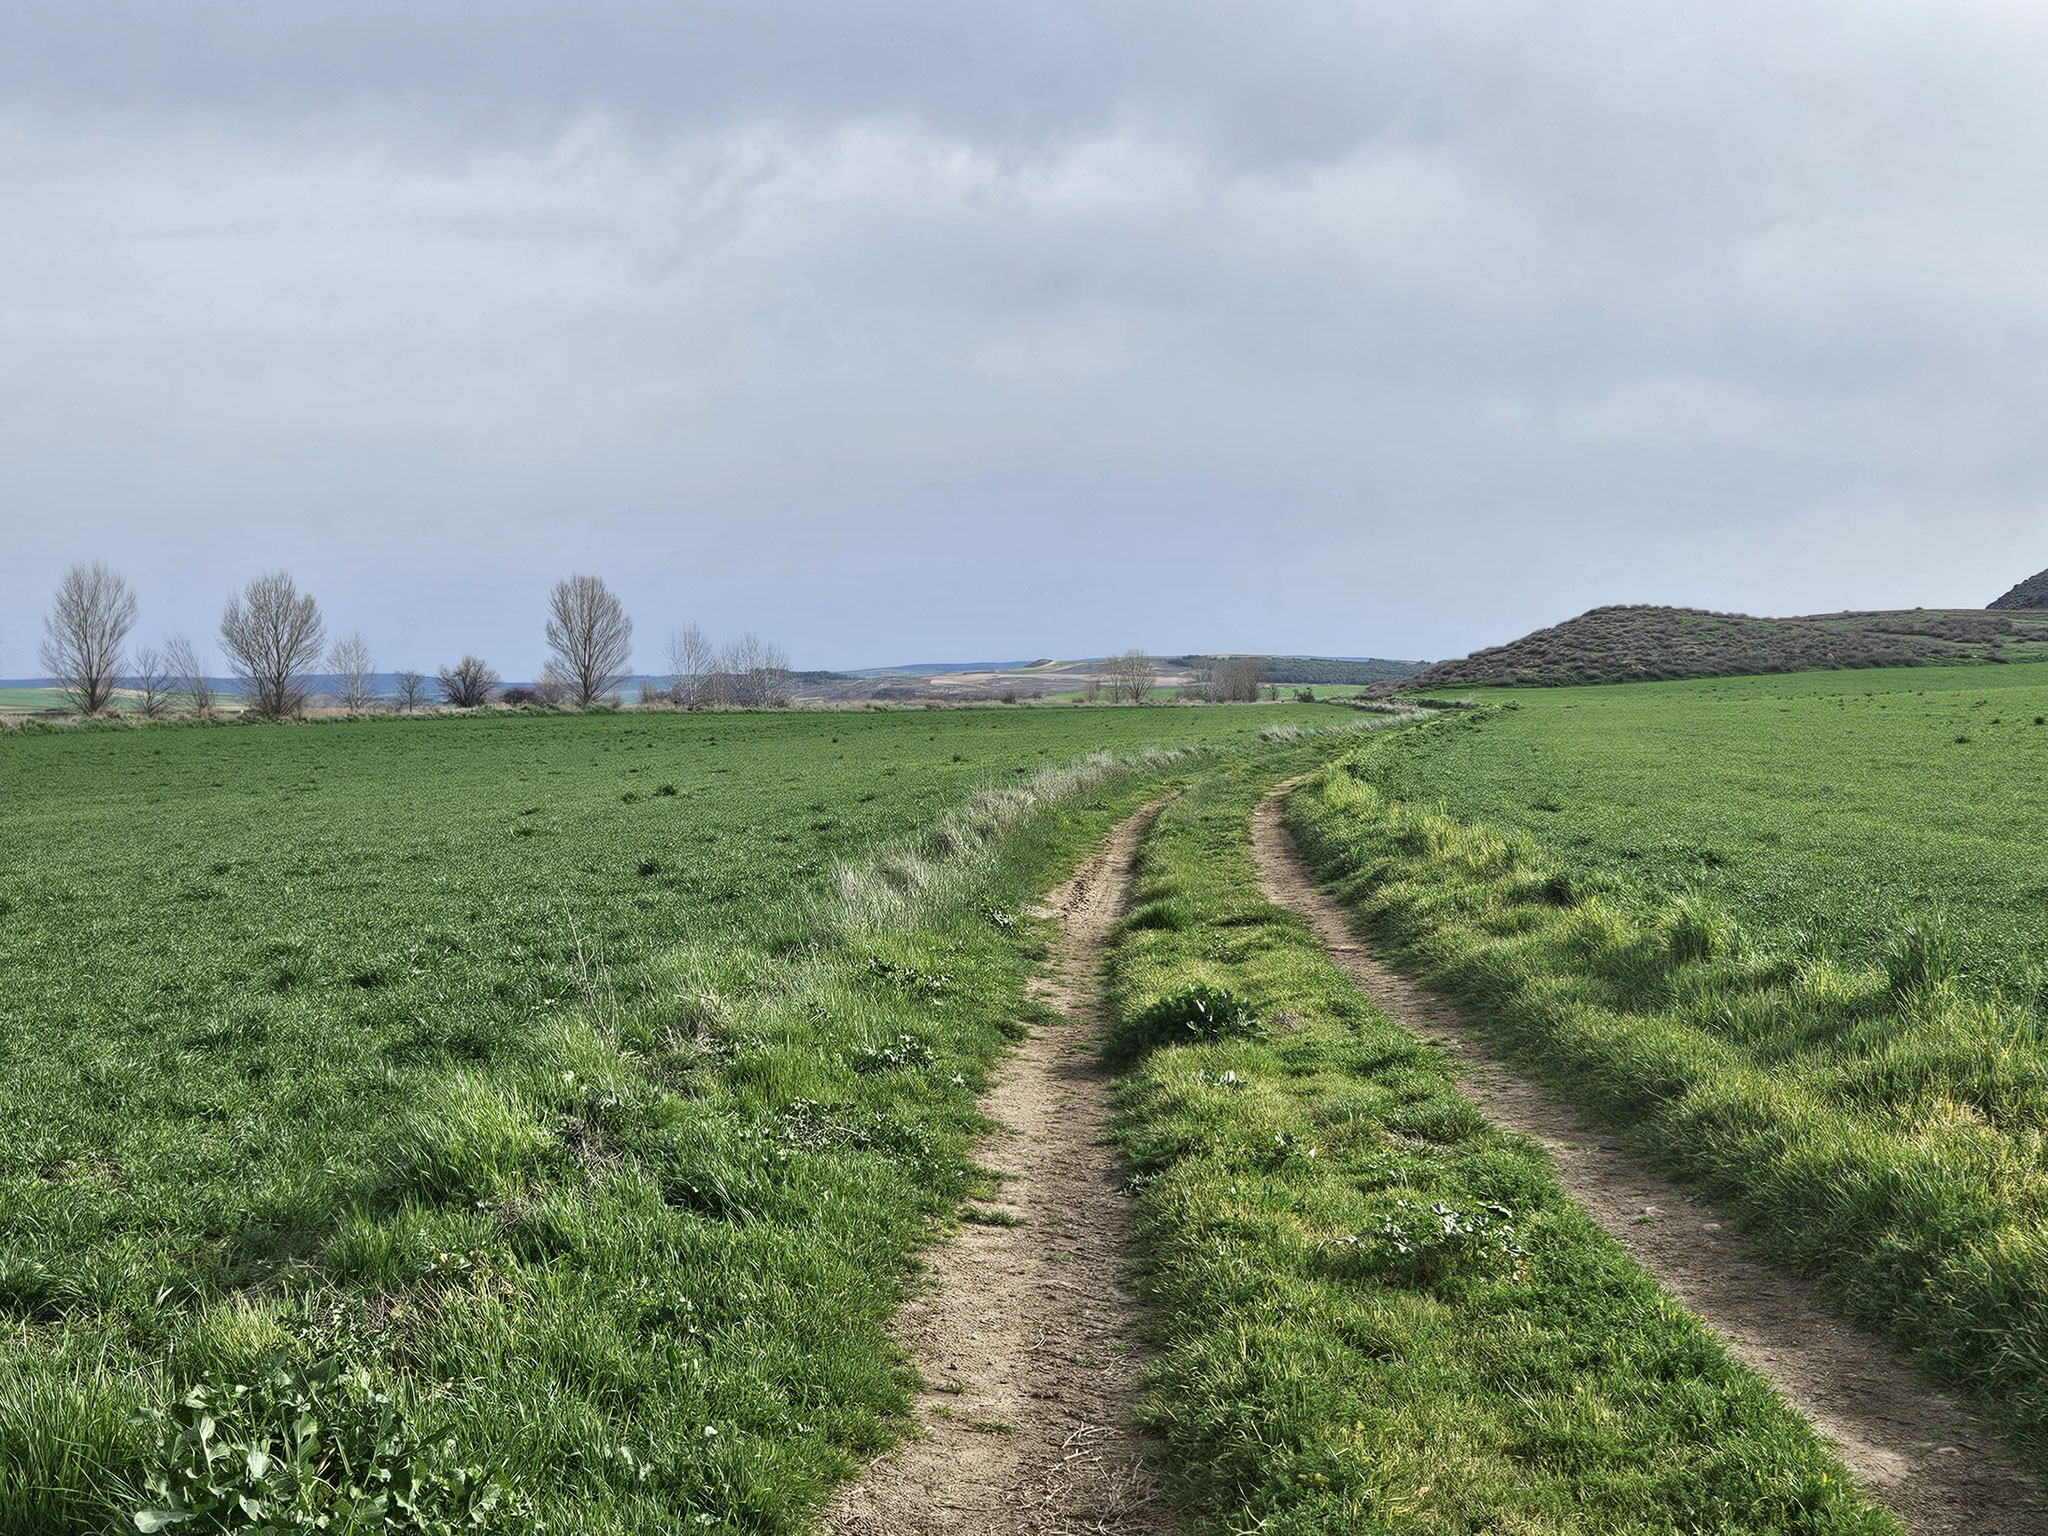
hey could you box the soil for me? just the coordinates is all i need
[826,805,1172,1536]
[1250,791,2048,1536]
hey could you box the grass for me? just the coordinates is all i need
[1286,664,2048,1469]
[0,702,1334,1534]
[1372,662,2048,1001]
[1103,756,1893,1534]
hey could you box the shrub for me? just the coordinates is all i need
[133,1353,533,1534]
[1324,1198,1527,1290]
[1662,895,1739,964]
[1108,982,1262,1064]
[1883,917,1960,995]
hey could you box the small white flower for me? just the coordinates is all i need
[702,1425,719,1438]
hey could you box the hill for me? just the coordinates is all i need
[1989,565,2048,609]
[1174,654,1425,686]
[1379,604,2048,692]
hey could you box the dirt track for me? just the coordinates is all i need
[1251,790,2048,1536]
[826,806,1170,1536]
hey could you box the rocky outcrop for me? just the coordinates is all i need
[1988,567,2048,610]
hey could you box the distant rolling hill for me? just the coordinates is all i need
[1175,654,1425,686]
[1378,604,2048,693]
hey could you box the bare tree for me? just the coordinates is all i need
[130,645,176,718]
[545,574,633,708]
[164,632,216,715]
[1207,656,1264,703]
[221,572,326,718]
[1102,650,1157,703]
[1181,657,1263,703]
[664,623,716,708]
[40,561,137,714]
[719,633,791,707]
[394,670,426,712]
[328,631,377,712]
[437,655,500,709]
[533,661,571,706]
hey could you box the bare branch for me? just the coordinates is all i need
[393,670,426,712]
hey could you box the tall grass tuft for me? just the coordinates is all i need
[827,744,1205,929]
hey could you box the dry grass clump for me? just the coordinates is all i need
[829,744,1204,928]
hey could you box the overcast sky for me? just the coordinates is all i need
[6,1,2048,674]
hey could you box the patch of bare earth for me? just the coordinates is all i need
[1251,791,2048,1536]
[826,806,1172,1536]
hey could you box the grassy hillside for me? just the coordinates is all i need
[0,704,1327,1534]
[1385,604,2048,692]
[1286,661,2048,1463]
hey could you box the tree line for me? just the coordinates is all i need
[25,563,795,719]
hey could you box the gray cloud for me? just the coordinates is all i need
[5,1,2048,673]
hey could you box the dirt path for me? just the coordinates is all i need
[1251,791,2047,1536]
[827,806,1170,1536]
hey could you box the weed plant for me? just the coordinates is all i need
[0,704,1328,1533]
[1290,672,2048,1466]
[1104,760,1891,1534]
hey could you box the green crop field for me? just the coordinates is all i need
[0,686,74,715]
[1368,663,2048,999]
[1285,662,2048,1469]
[0,703,1331,1534]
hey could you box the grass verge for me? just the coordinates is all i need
[1104,758,1896,1534]
[1284,748,2048,1473]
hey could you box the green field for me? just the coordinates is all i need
[1366,663,2048,1000]
[0,704,1328,1533]
[1286,662,2048,1465]
[1103,759,1890,1533]
[0,686,74,714]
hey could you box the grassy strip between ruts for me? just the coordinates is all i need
[1103,757,1895,1535]
[2,726,1357,1536]
[1283,739,2048,1479]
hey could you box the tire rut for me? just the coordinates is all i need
[827,804,1172,1536]
[1251,789,2048,1536]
